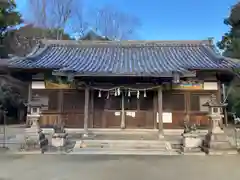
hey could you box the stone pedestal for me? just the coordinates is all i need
[203,116,235,154]
[202,94,236,154]
[182,133,202,152]
[25,114,40,141]
[24,114,41,149]
[51,133,67,148]
[203,131,234,154]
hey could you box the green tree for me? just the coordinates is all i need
[0,0,22,58]
[217,2,240,121]
[217,2,240,58]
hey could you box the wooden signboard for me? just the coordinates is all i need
[173,81,203,90]
[44,73,74,89]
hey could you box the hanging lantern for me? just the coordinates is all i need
[172,72,180,84]
[114,89,117,96]
[107,91,110,99]
[137,90,140,99]
[144,89,147,98]
[128,89,131,97]
[98,90,101,98]
[117,88,121,96]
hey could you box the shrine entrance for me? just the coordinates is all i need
[93,90,155,129]
[124,92,155,129]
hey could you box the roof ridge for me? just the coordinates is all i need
[41,39,212,46]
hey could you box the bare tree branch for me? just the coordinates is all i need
[51,0,73,39]
[68,0,88,39]
[90,5,141,40]
[25,0,74,40]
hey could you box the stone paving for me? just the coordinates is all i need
[1,125,240,155]
[0,154,240,180]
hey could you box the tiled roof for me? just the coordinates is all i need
[8,40,240,77]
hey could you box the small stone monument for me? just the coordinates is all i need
[51,121,68,149]
[202,94,235,154]
[181,115,202,153]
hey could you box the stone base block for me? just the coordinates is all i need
[208,133,232,149]
[183,137,202,148]
[207,150,238,155]
[203,132,236,154]
[51,137,66,147]
[210,133,228,142]
[183,152,206,156]
[182,133,203,152]
[182,146,202,153]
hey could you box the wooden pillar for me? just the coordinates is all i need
[27,82,32,113]
[153,92,158,129]
[221,83,228,127]
[26,82,32,126]
[158,87,164,138]
[185,92,191,124]
[120,93,125,129]
[89,90,94,128]
[84,87,90,135]
[58,89,63,124]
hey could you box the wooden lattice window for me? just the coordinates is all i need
[105,96,121,110]
[94,91,106,110]
[139,92,154,110]
[124,96,138,110]
[48,91,58,110]
[63,90,85,112]
[163,92,185,111]
[190,94,211,112]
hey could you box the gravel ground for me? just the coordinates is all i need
[0,154,239,180]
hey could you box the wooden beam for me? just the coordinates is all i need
[158,87,164,138]
[84,87,90,135]
[120,93,125,129]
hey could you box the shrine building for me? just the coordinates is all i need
[7,33,240,132]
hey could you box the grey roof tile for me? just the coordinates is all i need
[8,40,240,77]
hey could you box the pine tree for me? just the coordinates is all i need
[0,0,21,57]
[217,2,240,59]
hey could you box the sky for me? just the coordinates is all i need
[15,0,238,42]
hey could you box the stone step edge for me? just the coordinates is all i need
[76,145,167,149]
[70,151,179,155]
[10,151,180,155]
[73,147,172,150]
[207,150,238,155]
[74,147,170,152]
[75,140,168,144]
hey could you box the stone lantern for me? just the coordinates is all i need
[203,94,227,134]
[26,100,44,128]
[24,97,45,143]
[202,94,235,154]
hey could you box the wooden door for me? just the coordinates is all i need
[125,92,154,129]
[93,92,121,128]
[62,90,85,128]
